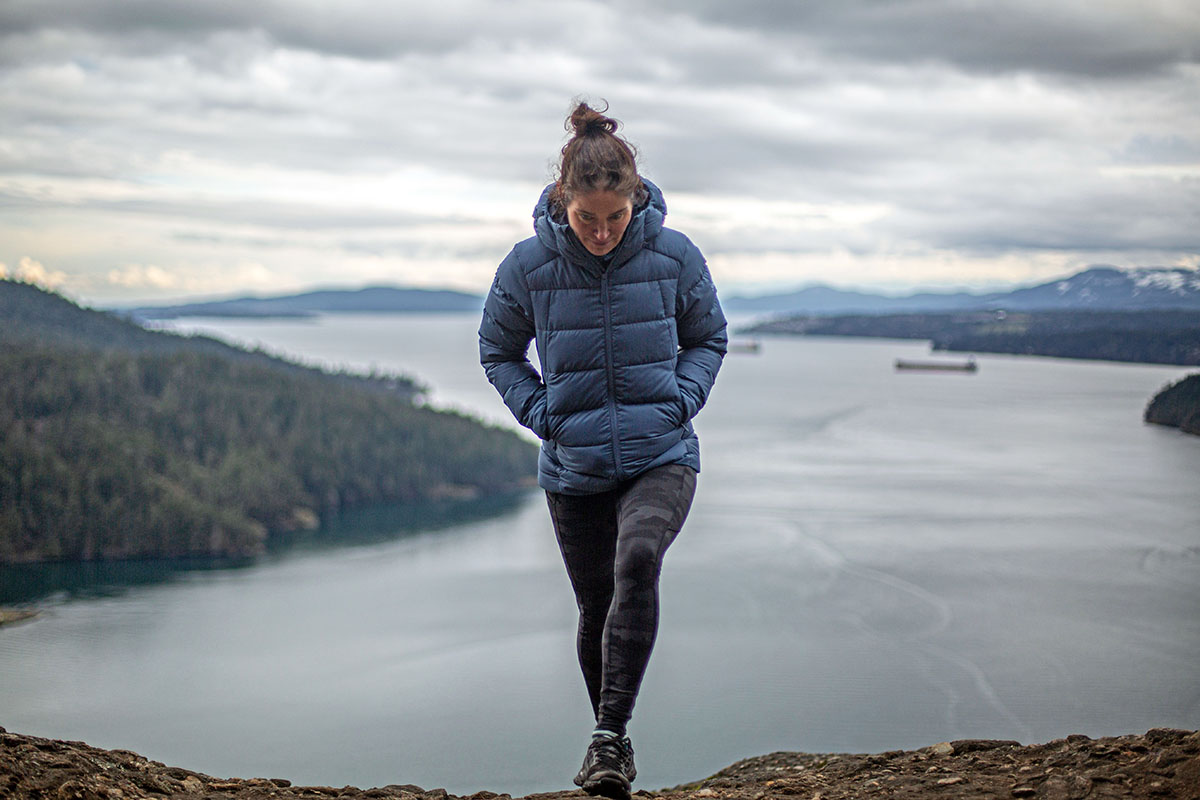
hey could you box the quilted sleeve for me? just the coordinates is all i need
[675,243,728,422]
[478,250,550,440]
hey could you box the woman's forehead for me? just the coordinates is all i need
[568,190,632,215]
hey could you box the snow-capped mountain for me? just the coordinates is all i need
[1001,266,1200,310]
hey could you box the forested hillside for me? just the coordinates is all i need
[0,280,537,564]
[743,310,1200,366]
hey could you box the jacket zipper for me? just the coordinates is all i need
[600,266,624,479]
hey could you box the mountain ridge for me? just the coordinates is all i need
[120,285,483,320]
[107,265,1200,320]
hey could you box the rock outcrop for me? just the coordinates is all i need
[2,726,1197,800]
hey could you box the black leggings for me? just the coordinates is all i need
[545,463,697,736]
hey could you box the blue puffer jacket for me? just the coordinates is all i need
[479,179,727,494]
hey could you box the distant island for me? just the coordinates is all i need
[117,285,484,321]
[1145,374,1200,436]
[0,280,537,565]
[741,310,1200,366]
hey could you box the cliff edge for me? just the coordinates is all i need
[3,726,1197,800]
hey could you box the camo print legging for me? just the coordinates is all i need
[545,463,697,736]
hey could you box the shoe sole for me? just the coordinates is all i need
[582,773,631,800]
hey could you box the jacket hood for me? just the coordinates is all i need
[533,178,667,272]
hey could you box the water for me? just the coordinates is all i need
[2,313,1198,796]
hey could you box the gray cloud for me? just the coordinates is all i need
[649,1,1200,78]
[0,0,588,60]
[10,0,1194,77]
[0,0,1197,301]
[0,184,486,231]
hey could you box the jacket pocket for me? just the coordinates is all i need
[675,375,701,425]
[674,378,689,425]
[526,388,551,440]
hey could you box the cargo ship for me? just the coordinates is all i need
[894,357,977,372]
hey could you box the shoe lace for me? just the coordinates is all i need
[591,736,632,770]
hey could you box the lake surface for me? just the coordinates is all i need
[3,313,1198,796]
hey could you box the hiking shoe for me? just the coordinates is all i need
[574,734,636,800]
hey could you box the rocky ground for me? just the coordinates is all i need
[2,726,1197,800]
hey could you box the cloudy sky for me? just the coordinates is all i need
[1,0,1198,306]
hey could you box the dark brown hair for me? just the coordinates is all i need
[551,100,646,208]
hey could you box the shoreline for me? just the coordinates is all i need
[0,608,39,628]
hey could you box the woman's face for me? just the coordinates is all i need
[566,190,633,257]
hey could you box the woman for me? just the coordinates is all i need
[479,101,726,800]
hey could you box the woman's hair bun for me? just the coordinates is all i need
[552,98,644,206]
[568,101,619,138]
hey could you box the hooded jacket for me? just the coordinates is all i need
[479,179,727,494]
